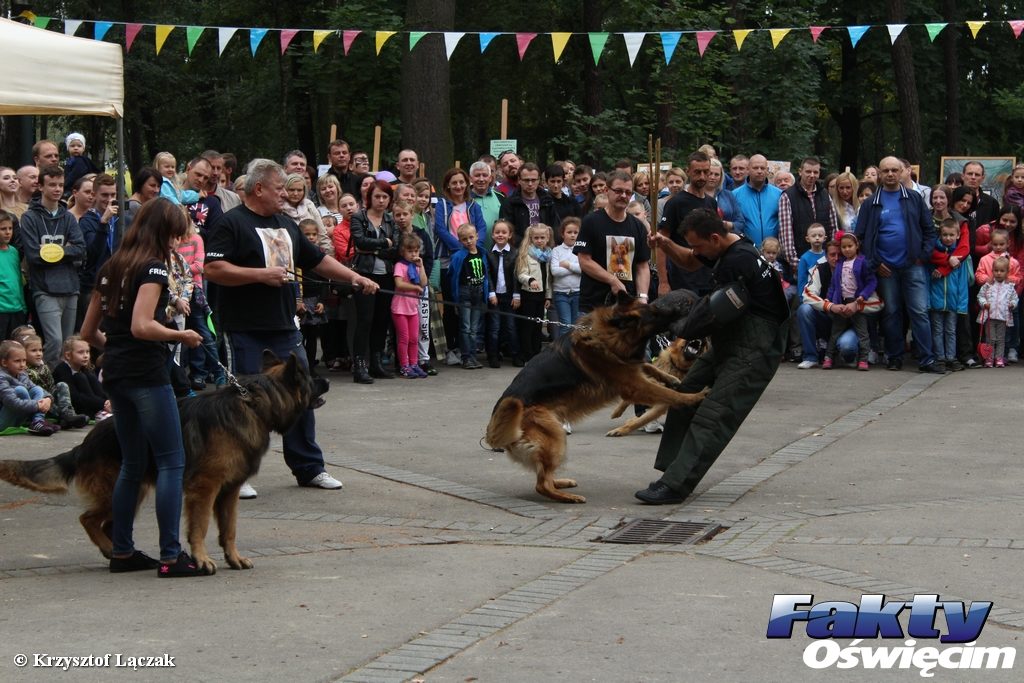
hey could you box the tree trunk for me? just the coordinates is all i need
[942,0,961,154]
[401,0,454,186]
[581,0,603,166]
[887,0,923,163]
[837,32,861,171]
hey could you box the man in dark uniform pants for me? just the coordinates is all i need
[636,209,790,504]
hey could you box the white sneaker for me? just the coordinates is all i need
[643,420,664,434]
[562,421,572,434]
[238,482,258,499]
[867,350,878,365]
[1008,349,1019,363]
[445,350,462,366]
[797,360,816,369]
[302,472,343,490]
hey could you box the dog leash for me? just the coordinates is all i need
[215,360,250,399]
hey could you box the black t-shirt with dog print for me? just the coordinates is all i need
[574,210,650,311]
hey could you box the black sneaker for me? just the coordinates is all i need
[419,362,438,376]
[634,480,687,505]
[110,550,160,573]
[919,363,947,375]
[886,358,903,371]
[27,419,56,436]
[157,551,206,578]
[946,360,964,372]
[59,412,89,429]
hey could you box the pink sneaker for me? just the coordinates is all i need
[996,358,1006,368]
[857,361,869,371]
[984,359,994,368]
[821,357,833,369]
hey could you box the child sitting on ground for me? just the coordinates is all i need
[19,334,88,428]
[822,233,876,371]
[53,335,112,420]
[0,340,58,436]
[978,256,1019,368]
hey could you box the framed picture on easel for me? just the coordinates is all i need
[939,156,1017,203]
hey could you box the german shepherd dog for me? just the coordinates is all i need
[606,337,708,437]
[485,291,708,503]
[0,351,317,574]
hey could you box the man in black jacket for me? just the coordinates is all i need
[499,162,559,244]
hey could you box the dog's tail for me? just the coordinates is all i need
[0,448,78,494]
[485,397,525,450]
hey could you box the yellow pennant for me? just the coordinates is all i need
[375,30,396,55]
[966,21,986,39]
[313,30,332,53]
[769,28,790,49]
[733,29,752,51]
[156,25,175,55]
[551,32,571,62]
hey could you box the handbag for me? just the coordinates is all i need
[976,317,993,363]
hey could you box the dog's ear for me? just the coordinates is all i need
[282,352,302,382]
[261,349,282,371]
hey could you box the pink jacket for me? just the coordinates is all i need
[975,252,1023,294]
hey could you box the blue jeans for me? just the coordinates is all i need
[106,382,185,561]
[552,291,580,340]
[459,286,484,359]
[877,263,934,366]
[186,308,224,383]
[224,329,324,484]
[0,385,44,429]
[487,293,519,359]
[929,310,957,362]
[796,303,858,362]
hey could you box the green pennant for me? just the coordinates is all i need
[409,31,427,51]
[34,16,51,29]
[925,23,947,42]
[186,26,205,55]
[589,32,609,65]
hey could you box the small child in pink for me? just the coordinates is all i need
[392,233,429,378]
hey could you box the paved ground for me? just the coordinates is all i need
[0,360,1021,682]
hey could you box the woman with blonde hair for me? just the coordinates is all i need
[283,173,330,253]
[830,171,861,231]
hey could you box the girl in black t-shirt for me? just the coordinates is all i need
[80,198,206,578]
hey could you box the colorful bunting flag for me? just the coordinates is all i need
[1010,20,1024,39]
[925,23,947,42]
[696,31,716,57]
[186,26,204,55]
[444,32,465,60]
[479,32,499,53]
[887,24,906,44]
[769,28,790,48]
[155,25,174,55]
[343,30,361,55]
[847,25,870,48]
[17,10,36,22]
[280,29,299,54]
[64,20,83,37]
[409,31,426,51]
[312,30,332,53]
[375,30,396,55]
[809,26,827,43]
[733,29,752,51]
[660,32,681,64]
[588,32,609,65]
[551,32,571,62]
[33,16,52,30]
[623,32,644,66]
[966,21,986,39]
[250,28,268,55]
[516,33,537,60]
[125,23,142,52]
[94,21,113,41]
[218,27,238,55]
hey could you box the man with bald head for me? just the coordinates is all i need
[773,171,794,191]
[16,166,38,206]
[855,156,943,374]
[732,154,782,247]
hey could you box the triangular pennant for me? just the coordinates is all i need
[733,29,752,51]
[64,19,83,37]
[887,24,907,44]
[444,32,465,60]
[155,25,174,55]
[623,32,645,66]
[479,32,499,53]
[34,16,51,30]
[186,27,204,55]
[847,25,870,48]
[94,21,113,42]
[343,30,361,55]
[809,26,827,43]
[1010,20,1024,39]
[375,31,396,55]
[966,21,987,39]
[218,27,238,55]
[312,30,332,52]
[250,28,268,56]
[588,32,609,65]
[280,29,299,54]
[769,28,790,49]
[925,23,947,42]
[660,32,681,64]
[695,30,716,57]
[409,31,427,51]
[551,32,571,62]
[516,32,537,61]
[125,23,142,52]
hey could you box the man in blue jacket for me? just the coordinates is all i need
[855,157,944,374]
[732,154,782,247]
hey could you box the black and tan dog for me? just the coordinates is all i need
[0,351,316,574]
[606,337,708,437]
[486,291,708,503]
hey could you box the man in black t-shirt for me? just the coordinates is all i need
[637,208,789,505]
[658,151,718,294]
[205,159,378,498]
[575,170,651,312]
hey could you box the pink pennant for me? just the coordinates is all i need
[342,30,361,56]
[125,23,143,52]
[516,32,537,61]
[809,26,828,43]
[696,31,716,57]
[280,29,299,54]
[1011,20,1024,39]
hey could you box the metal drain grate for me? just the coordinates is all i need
[600,519,726,545]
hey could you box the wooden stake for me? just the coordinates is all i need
[329,123,337,142]
[371,125,381,172]
[501,98,509,139]
[419,162,426,178]
[455,160,461,169]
